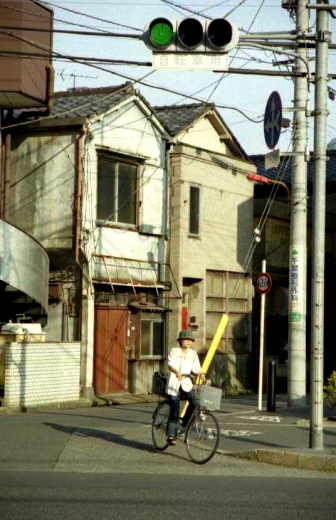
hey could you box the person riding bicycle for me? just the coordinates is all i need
[166,329,204,445]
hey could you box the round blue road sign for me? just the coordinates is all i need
[264,91,282,150]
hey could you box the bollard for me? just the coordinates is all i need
[267,360,276,412]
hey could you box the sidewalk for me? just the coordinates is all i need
[0,392,335,473]
[216,393,336,472]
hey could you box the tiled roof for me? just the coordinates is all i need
[12,82,137,123]
[154,103,212,136]
[51,82,135,119]
[250,153,336,184]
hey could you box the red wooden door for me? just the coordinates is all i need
[94,306,128,394]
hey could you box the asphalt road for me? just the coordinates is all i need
[0,471,335,520]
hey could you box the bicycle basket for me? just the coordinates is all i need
[194,385,222,411]
[152,372,167,396]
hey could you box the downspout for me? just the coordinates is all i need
[46,64,55,114]
[3,132,11,221]
[75,128,85,263]
[0,108,2,218]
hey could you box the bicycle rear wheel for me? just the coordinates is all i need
[152,400,170,450]
[185,409,220,464]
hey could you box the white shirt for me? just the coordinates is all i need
[166,346,202,396]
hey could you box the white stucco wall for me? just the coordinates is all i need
[177,116,233,156]
[82,99,168,284]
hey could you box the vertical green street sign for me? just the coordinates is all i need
[289,246,303,323]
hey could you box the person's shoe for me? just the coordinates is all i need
[167,436,176,446]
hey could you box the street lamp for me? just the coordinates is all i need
[247,172,291,214]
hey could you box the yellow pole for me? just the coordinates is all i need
[180,313,228,418]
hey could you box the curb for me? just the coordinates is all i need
[0,398,93,415]
[219,448,336,472]
[0,394,158,414]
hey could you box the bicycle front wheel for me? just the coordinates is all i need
[152,400,170,451]
[185,410,220,464]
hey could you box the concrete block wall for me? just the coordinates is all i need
[4,342,81,407]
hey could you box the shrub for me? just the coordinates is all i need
[323,371,336,410]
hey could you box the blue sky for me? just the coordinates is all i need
[41,1,336,155]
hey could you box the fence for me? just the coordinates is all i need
[3,342,81,408]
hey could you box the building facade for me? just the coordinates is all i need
[6,83,171,398]
[156,104,257,393]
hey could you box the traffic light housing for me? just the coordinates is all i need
[143,17,239,54]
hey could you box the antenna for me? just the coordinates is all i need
[57,69,98,88]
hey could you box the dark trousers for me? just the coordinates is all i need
[166,391,195,438]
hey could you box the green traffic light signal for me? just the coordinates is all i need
[143,17,239,55]
[149,18,174,47]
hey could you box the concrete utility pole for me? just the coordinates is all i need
[288,0,309,407]
[310,0,330,450]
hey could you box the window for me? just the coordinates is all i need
[206,270,249,353]
[97,154,137,225]
[141,313,165,358]
[189,185,200,235]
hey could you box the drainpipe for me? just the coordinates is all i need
[75,128,85,263]
[0,108,2,218]
[3,132,11,221]
[46,64,55,114]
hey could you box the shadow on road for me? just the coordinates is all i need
[43,422,193,463]
[44,422,156,454]
[39,409,152,426]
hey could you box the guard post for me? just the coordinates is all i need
[267,360,276,412]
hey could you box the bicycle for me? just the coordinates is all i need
[151,373,221,464]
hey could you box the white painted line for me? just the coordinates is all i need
[220,429,262,437]
[217,410,258,416]
[218,422,298,428]
[238,415,281,423]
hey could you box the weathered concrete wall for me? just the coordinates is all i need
[128,360,161,394]
[9,131,77,249]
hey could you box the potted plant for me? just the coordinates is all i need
[323,371,336,421]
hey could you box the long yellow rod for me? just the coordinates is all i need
[180,313,229,418]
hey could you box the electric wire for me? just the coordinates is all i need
[161,0,212,19]
[0,28,263,128]
[0,3,130,36]
[206,0,266,102]
[35,0,143,31]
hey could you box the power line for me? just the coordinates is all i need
[0,49,151,66]
[206,0,266,101]
[161,0,212,19]
[1,2,140,35]
[0,26,141,38]
[0,28,264,125]
[35,0,142,31]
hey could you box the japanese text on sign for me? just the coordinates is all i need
[289,246,303,323]
[153,53,228,70]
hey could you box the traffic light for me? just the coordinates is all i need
[143,17,239,54]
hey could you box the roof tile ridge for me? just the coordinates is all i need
[154,102,210,110]
[53,82,133,99]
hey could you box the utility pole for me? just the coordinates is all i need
[288,0,309,407]
[310,0,330,450]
